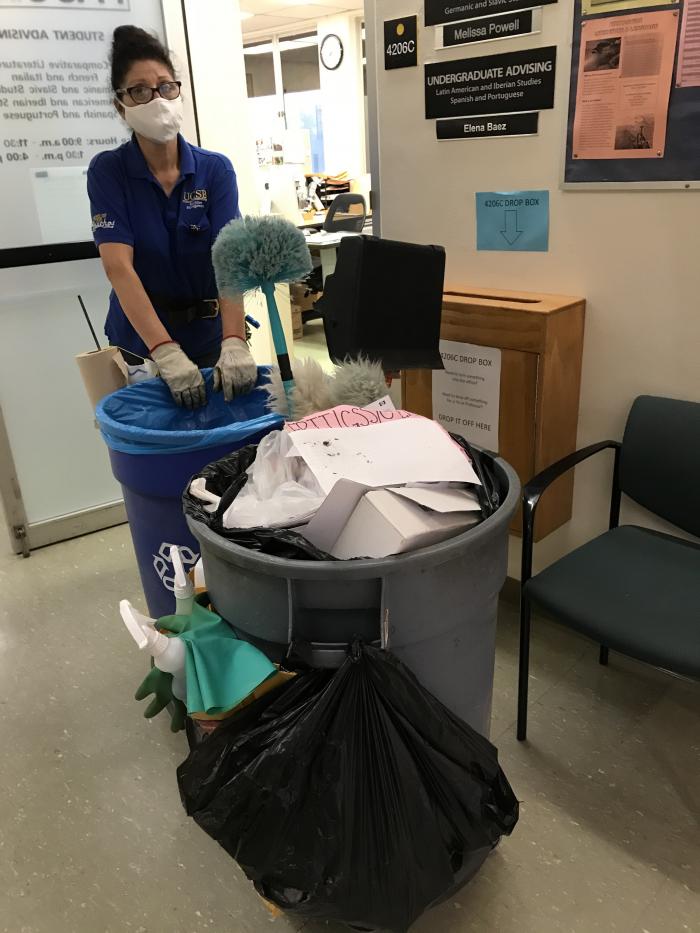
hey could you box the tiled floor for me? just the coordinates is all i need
[2,525,698,932]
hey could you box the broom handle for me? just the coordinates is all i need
[262,283,294,400]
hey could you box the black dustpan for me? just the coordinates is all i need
[316,235,446,372]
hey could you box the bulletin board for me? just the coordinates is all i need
[564,1,700,188]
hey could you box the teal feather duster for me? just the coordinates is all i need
[212,215,312,296]
[212,216,312,414]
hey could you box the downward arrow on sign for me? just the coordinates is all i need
[500,210,523,245]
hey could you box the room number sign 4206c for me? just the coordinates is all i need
[384,16,418,70]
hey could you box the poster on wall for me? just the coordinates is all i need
[425,0,557,28]
[677,0,700,88]
[0,0,165,252]
[432,340,502,451]
[572,10,678,160]
[425,46,556,119]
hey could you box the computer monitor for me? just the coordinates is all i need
[317,235,446,372]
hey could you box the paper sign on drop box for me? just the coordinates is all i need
[303,479,482,560]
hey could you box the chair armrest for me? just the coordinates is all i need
[524,441,621,510]
[521,440,621,584]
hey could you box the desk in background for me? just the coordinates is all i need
[302,218,373,282]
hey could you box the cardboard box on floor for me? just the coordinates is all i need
[289,282,319,313]
[303,479,481,560]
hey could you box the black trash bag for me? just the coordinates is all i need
[177,643,519,932]
[183,435,502,562]
[450,433,501,518]
[182,444,333,560]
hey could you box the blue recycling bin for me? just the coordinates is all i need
[96,368,283,618]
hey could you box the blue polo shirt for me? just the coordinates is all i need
[87,135,240,359]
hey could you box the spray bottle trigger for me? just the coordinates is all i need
[120,599,157,650]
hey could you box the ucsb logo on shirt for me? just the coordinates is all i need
[183,189,208,210]
[92,213,115,230]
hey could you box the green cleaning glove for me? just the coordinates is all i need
[134,667,187,733]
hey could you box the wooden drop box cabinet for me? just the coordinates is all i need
[402,288,586,540]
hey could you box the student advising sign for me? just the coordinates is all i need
[425,45,556,119]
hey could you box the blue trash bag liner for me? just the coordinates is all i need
[96,367,283,455]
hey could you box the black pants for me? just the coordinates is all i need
[117,346,221,368]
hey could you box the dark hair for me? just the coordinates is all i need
[110,25,175,91]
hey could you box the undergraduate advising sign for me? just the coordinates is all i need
[425,46,556,120]
[0,0,164,251]
[425,0,557,28]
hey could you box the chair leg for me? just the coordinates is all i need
[599,645,609,666]
[517,594,532,741]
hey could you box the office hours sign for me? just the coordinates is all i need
[432,341,502,451]
[0,0,164,251]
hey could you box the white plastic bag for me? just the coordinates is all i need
[223,430,326,530]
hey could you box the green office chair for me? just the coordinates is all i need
[517,395,700,741]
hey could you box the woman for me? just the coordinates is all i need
[88,26,256,408]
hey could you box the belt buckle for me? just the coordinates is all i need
[201,299,220,319]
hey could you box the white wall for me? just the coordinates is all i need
[317,14,366,176]
[366,0,700,576]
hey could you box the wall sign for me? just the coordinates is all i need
[0,0,164,251]
[439,9,541,49]
[384,15,418,70]
[425,0,557,27]
[425,45,556,119]
[437,112,538,140]
[432,340,502,452]
[475,190,549,251]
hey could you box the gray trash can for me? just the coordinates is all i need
[187,452,519,737]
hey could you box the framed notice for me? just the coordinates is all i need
[564,2,700,188]
[0,0,166,262]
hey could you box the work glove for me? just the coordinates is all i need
[213,336,257,401]
[151,342,206,409]
[134,667,187,733]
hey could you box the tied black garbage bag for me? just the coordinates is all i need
[183,443,332,560]
[177,643,518,931]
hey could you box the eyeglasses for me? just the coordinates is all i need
[116,81,182,105]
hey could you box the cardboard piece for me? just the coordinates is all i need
[303,478,481,560]
[76,346,128,409]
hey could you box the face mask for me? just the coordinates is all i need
[122,96,183,143]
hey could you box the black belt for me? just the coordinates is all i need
[148,294,220,328]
